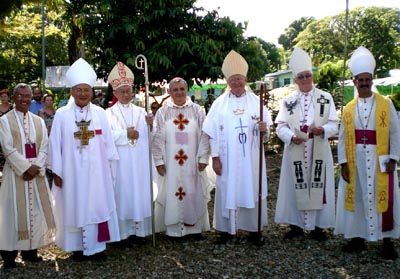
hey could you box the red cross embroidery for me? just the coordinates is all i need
[175,149,188,166]
[173,114,189,131]
[175,186,186,201]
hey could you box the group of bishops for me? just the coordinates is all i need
[1,45,400,270]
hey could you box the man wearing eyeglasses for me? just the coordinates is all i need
[105,62,154,247]
[335,46,400,260]
[0,83,55,269]
[48,58,120,262]
[275,47,338,241]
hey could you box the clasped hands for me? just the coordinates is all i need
[291,126,324,145]
[22,164,40,181]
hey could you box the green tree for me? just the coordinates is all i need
[278,17,315,51]
[65,0,247,85]
[296,6,400,77]
[0,3,68,87]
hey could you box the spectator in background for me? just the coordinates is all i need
[29,87,45,115]
[0,88,13,117]
[39,94,55,136]
[150,101,161,115]
[0,88,14,172]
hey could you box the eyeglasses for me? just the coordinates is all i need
[151,106,159,110]
[72,87,92,93]
[296,73,312,80]
[115,89,133,95]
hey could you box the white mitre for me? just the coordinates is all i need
[289,47,312,76]
[107,61,134,90]
[66,58,97,87]
[222,50,248,79]
[348,46,376,76]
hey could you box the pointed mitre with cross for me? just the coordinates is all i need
[289,47,312,76]
[222,50,248,80]
[107,62,134,90]
[66,58,97,87]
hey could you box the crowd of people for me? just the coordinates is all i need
[1,45,400,271]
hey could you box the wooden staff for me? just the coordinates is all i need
[135,54,156,247]
[257,83,266,245]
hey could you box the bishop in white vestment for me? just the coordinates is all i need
[48,58,120,261]
[106,62,154,245]
[0,83,55,269]
[152,77,211,238]
[335,46,400,260]
[275,48,338,240]
[202,50,273,244]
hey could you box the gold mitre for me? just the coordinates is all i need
[222,50,248,80]
[107,61,134,90]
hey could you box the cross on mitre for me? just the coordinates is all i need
[74,120,95,150]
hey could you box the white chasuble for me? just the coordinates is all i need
[152,98,211,237]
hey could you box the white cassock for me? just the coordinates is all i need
[48,102,120,256]
[274,87,338,230]
[335,95,400,241]
[106,102,154,239]
[202,90,272,234]
[152,98,212,237]
[0,110,55,251]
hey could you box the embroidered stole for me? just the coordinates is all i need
[288,91,329,210]
[343,93,390,213]
[6,112,55,240]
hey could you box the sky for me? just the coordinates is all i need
[196,0,399,45]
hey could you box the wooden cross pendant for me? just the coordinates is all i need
[74,120,95,151]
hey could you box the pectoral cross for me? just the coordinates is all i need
[361,134,368,148]
[74,120,95,152]
[235,118,248,157]
[317,95,330,117]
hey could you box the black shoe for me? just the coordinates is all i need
[248,232,265,247]
[342,237,367,253]
[0,250,18,269]
[128,235,147,245]
[89,251,107,262]
[214,232,234,245]
[21,249,43,263]
[3,261,17,269]
[187,233,205,241]
[284,225,304,240]
[72,251,86,262]
[309,227,327,242]
[381,239,398,260]
[110,238,133,249]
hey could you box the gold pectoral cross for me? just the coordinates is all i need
[74,120,95,151]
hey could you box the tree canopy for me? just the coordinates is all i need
[295,6,400,77]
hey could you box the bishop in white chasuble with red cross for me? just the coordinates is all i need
[152,90,212,237]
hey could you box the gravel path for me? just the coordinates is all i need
[1,152,400,278]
